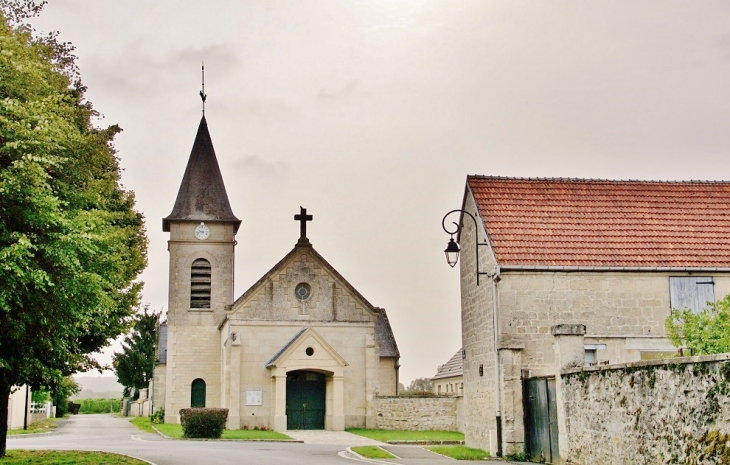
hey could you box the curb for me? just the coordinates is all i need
[6,431,54,438]
[342,447,400,465]
[150,424,302,442]
[386,440,465,445]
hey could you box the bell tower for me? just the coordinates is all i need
[161,115,240,422]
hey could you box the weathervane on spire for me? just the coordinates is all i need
[199,62,207,115]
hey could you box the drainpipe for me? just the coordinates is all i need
[492,269,502,457]
[23,385,29,430]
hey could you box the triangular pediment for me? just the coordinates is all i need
[229,243,378,322]
[266,327,348,370]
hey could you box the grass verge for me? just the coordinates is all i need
[346,428,464,442]
[0,450,147,464]
[130,416,291,440]
[129,416,156,434]
[427,445,490,460]
[351,446,397,459]
[7,418,57,435]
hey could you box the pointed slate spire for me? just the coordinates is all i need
[163,116,241,232]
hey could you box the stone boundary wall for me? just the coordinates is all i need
[373,396,462,431]
[561,353,730,464]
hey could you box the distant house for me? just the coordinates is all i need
[432,349,463,396]
[452,176,730,459]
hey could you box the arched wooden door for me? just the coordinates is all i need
[286,371,325,430]
[191,378,206,408]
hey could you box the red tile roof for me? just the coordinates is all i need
[467,176,730,268]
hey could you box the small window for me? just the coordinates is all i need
[191,378,206,408]
[191,259,211,309]
[670,277,714,313]
[585,350,596,365]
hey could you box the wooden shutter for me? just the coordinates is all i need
[669,277,714,313]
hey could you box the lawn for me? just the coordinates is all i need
[345,428,464,442]
[131,416,291,440]
[350,446,397,459]
[427,446,490,460]
[0,450,146,464]
[7,418,57,435]
[129,417,156,434]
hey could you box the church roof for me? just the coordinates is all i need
[467,176,730,269]
[375,310,400,358]
[432,348,463,381]
[163,116,240,232]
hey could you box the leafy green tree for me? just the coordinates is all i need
[0,5,147,456]
[665,294,730,355]
[52,376,80,417]
[113,306,160,396]
[401,377,433,395]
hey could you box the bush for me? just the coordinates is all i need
[179,408,228,438]
[151,408,165,424]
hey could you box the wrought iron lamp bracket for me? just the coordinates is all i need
[442,209,491,285]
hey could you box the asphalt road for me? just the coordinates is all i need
[7,414,506,465]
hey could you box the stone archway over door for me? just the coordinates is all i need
[286,371,325,429]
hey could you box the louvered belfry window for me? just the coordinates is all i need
[190,258,212,308]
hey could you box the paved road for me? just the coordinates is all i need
[7,414,512,465]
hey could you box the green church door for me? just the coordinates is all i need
[286,371,326,430]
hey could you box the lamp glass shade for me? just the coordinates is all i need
[444,238,460,268]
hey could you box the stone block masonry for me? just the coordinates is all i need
[562,353,730,464]
[373,396,461,431]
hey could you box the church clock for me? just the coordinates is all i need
[194,222,211,240]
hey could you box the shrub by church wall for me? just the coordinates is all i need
[562,353,730,464]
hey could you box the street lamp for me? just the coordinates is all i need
[442,209,490,285]
[444,237,460,268]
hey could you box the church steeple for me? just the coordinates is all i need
[163,116,240,232]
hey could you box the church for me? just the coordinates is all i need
[152,115,400,431]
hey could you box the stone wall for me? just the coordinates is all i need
[562,353,730,464]
[459,192,499,453]
[373,396,461,431]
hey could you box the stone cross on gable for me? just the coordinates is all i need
[294,206,313,242]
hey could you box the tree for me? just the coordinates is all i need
[51,376,80,417]
[666,294,730,355]
[400,377,433,395]
[0,6,147,456]
[113,306,160,397]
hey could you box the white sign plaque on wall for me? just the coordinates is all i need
[246,389,263,406]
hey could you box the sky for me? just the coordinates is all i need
[30,1,730,385]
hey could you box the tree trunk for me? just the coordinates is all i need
[0,379,11,457]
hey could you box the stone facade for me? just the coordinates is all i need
[562,353,730,465]
[373,396,462,431]
[162,220,235,424]
[456,183,730,458]
[157,116,400,431]
[458,192,500,454]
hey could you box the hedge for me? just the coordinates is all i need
[179,408,229,438]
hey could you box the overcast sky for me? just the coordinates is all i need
[31,1,730,384]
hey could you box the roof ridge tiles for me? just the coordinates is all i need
[466,175,730,267]
[468,175,730,184]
